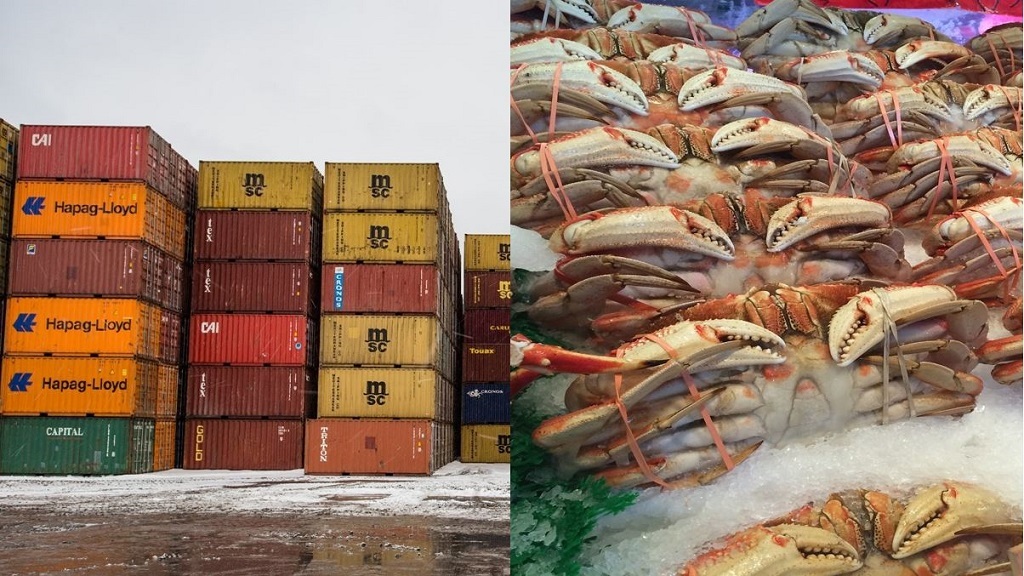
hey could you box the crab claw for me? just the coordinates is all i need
[512,61,650,116]
[710,117,820,156]
[924,196,1023,253]
[775,51,885,88]
[863,14,948,48]
[648,43,746,70]
[766,197,891,252]
[606,5,737,42]
[895,40,973,71]
[964,84,1024,122]
[678,68,803,111]
[510,37,603,65]
[892,482,1011,559]
[680,524,862,576]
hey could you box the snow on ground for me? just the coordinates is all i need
[0,461,509,522]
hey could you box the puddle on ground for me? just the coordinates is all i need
[0,511,509,575]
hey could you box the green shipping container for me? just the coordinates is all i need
[0,417,155,475]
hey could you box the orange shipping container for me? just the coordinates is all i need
[12,181,188,259]
[304,419,455,475]
[153,419,176,471]
[4,297,164,359]
[156,364,179,418]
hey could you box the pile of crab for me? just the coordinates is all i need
[511,0,1022,571]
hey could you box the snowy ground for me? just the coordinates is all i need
[0,461,510,522]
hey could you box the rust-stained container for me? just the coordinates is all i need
[304,419,454,475]
[0,356,165,417]
[320,314,451,369]
[462,342,509,382]
[0,180,12,238]
[11,181,188,259]
[317,367,453,420]
[8,239,186,312]
[323,212,440,263]
[186,365,314,417]
[323,162,444,212]
[462,309,511,344]
[194,210,316,261]
[183,419,304,470]
[192,261,315,314]
[188,314,314,365]
[16,125,195,210]
[0,119,17,183]
[198,161,323,211]
[4,297,165,359]
[464,271,512,309]
[320,264,450,314]
[0,237,8,295]
[461,383,511,424]
[156,364,179,418]
[153,419,176,471]
[0,416,156,475]
[461,424,511,463]
[464,234,511,271]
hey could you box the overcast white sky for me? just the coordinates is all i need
[1,1,510,240]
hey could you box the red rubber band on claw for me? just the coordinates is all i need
[613,349,675,490]
[927,138,960,219]
[961,205,1022,302]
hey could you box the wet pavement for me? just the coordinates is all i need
[0,510,509,575]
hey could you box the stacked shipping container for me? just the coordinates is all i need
[0,125,195,474]
[0,120,15,356]
[183,162,322,470]
[460,234,512,463]
[306,163,460,475]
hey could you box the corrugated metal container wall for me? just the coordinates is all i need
[188,314,312,365]
[192,261,315,314]
[183,419,304,470]
[304,419,453,475]
[461,383,511,424]
[320,315,445,367]
[320,264,446,314]
[153,419,176,471]
[0,417,155,475]
[197,161,323,211]
[12,181,188,259]
[156,364,179,418]
[0,180,12,238]
[8,239,186,312]
[193,210,316,261]
[461,424,511,463]
[462,343,509,382]
[4,297,164,358]
[16,125,194,211]
[0,356,161,416]
[323,163,442,211]
[158,310,183,364]
[462,309,511,344]
[185,365,313,417]
[0,238,8,295]
[322,213,439,263]
[317,367,452,420]
[464,271,512,309]
[464,234,511,271]
[0,119,17,183]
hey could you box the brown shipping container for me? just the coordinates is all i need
[153,419,176,471]
[0,237,8,296]
[192,261,315,314]
[317,367,453,420]
[0,119,17,183]
[320,315,450,367]
[320,264,451,314]
[464,271,512,309]
[198,161,323,211]
[8,239,186,312]
[184,419,304,470]
[462,343,509,382]
[16,125,195,210]
[188,314,314,365]
[462,309,511,344]
[322,212,440,263]
[12,181,188,259]
[461,424,511,463]
[193,210,316,261]
[464,234,511,271]
[304,419,454,475]
[323,162,444,211]
[186,365,314,418]
[156,364,179,418]
[4,297,165,359]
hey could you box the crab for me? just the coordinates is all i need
[978,297,1024,387]
[678,481,1023,576]
[520,282,988,488]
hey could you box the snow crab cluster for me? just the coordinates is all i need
[510,0,1023,491]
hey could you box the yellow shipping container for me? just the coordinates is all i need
[323,212,440,263]
[0,356,160,416]
[464,234,511,271]
[323,162,445,211]
[4,297,163,358]
[12,181,188,259]
[318,367,452,420]
[198,161,323,210]
[461,424,511,463]
[0,119,16,183]
[320,314,448,367]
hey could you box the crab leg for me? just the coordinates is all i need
[510,36,603,65]
[512,61,651,116]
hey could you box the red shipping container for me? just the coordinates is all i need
[186,365,314,418]
[192,261,315,314]
[320,263,450,314]
[194,210,317,261]
[188,314,313,365]
[462,309,511,344]
[305,419,453,475]
[183,419,304,470]
[8,239,186,312]
[464,271,512,309]
[462,342,509,382]
[16,125,195,211]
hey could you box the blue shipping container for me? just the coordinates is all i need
[461,383,510,424]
